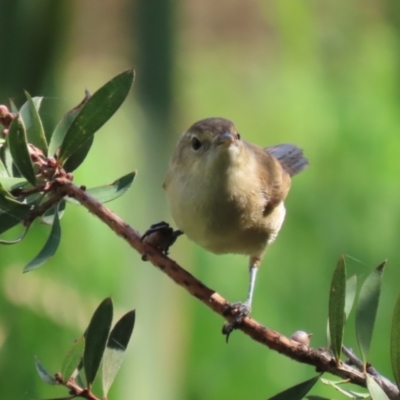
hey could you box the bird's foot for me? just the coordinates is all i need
[141,221,183,260]
[222,301,251,342]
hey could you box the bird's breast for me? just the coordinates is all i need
[166,161,286,257]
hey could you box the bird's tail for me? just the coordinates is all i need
[265,144,308,177]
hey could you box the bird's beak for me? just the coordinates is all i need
[215,132,235,146]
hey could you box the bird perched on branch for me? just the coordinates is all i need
[158,118,308,328]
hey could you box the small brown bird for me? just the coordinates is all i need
[163,117,308,317]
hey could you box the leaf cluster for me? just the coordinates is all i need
[0,69,135,271]
[35,298,135,400]
[269,257,400,400]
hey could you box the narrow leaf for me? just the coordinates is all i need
[0,143,14,176]
[42,200,66,225]
[0,176,28,192]
[7,115,36,185]
[321,378,369,398]
[355,261,386,366]
[23,207,61,272]
[48,91,90,157]
[390,291,400,390]
[268,375,320,400]
[366,375,390,400]
[0,183,31,234]
[102,310,135,396]
[0,181,29,211]
[75,373,85,389]
[0,157,8,177]
[58,69,135,164]
[84,297,113,387]
[9,99,18,114]
[34,356,57,385]
[0,224,29,244]
[68,172,136,205]
[320,378,349,385]
[306,397,331,400]
[63,135,94,172]
[329,255,346,363]
[61,336,85,383]
[345,275,357,320]
[0,211,28,235]
[20,93,47,154]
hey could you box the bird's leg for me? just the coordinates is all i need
[231,256,261,315]
[243,264,259,310]
[222,256,261,339]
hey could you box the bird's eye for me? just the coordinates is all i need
[237,133,241,140]
[191,137,202,150]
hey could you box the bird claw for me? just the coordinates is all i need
[222,301,251,342]
[141,221,183,259]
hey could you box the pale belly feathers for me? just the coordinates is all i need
[166,162,286,258]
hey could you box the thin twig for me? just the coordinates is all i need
[53,178,399,400]
[343,345,364,371]
[24,190,65,226]
[55,373,100,400]
[342,345,396,396]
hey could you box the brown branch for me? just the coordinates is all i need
[342,345,397,397]
[54,177,399,400]
[24,190,65,226]
[55,373,100,400]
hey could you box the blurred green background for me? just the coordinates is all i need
[1,1,400,399]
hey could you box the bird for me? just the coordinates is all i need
[163,117,308,321]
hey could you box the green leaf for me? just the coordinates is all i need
[23,206,61,272]
[0,224,29,244]
[58,69,134,164]
[328,255,346,363]
[0,143,14,177]
[9,99,18,114]
[84,297,113,388]
[6,115,36,185]
[390,290,400,390]
[0,182,31,235]
[355,261,386,366]
[0,181,28,209]
[67,172,136,205]
[267,375,320,400]
[320,378,369,398]
[20,93,48,154]
[63,135,94,172]
[0,157,8,177]
[345,274,357,320]
[34,356,57,385]
[48,91,90,157]
[102,310,135,396]
[61,336,85,383]
[306,397,332,400]
[366,375,390,400]
[42,200,66,225]
[0,176,28,192]
[0,211,28,235]
[76,372,85,389]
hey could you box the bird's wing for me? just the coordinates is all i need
[243,141,292,214]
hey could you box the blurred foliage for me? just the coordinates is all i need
[34,297,135,399]
[1,1,400,399]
